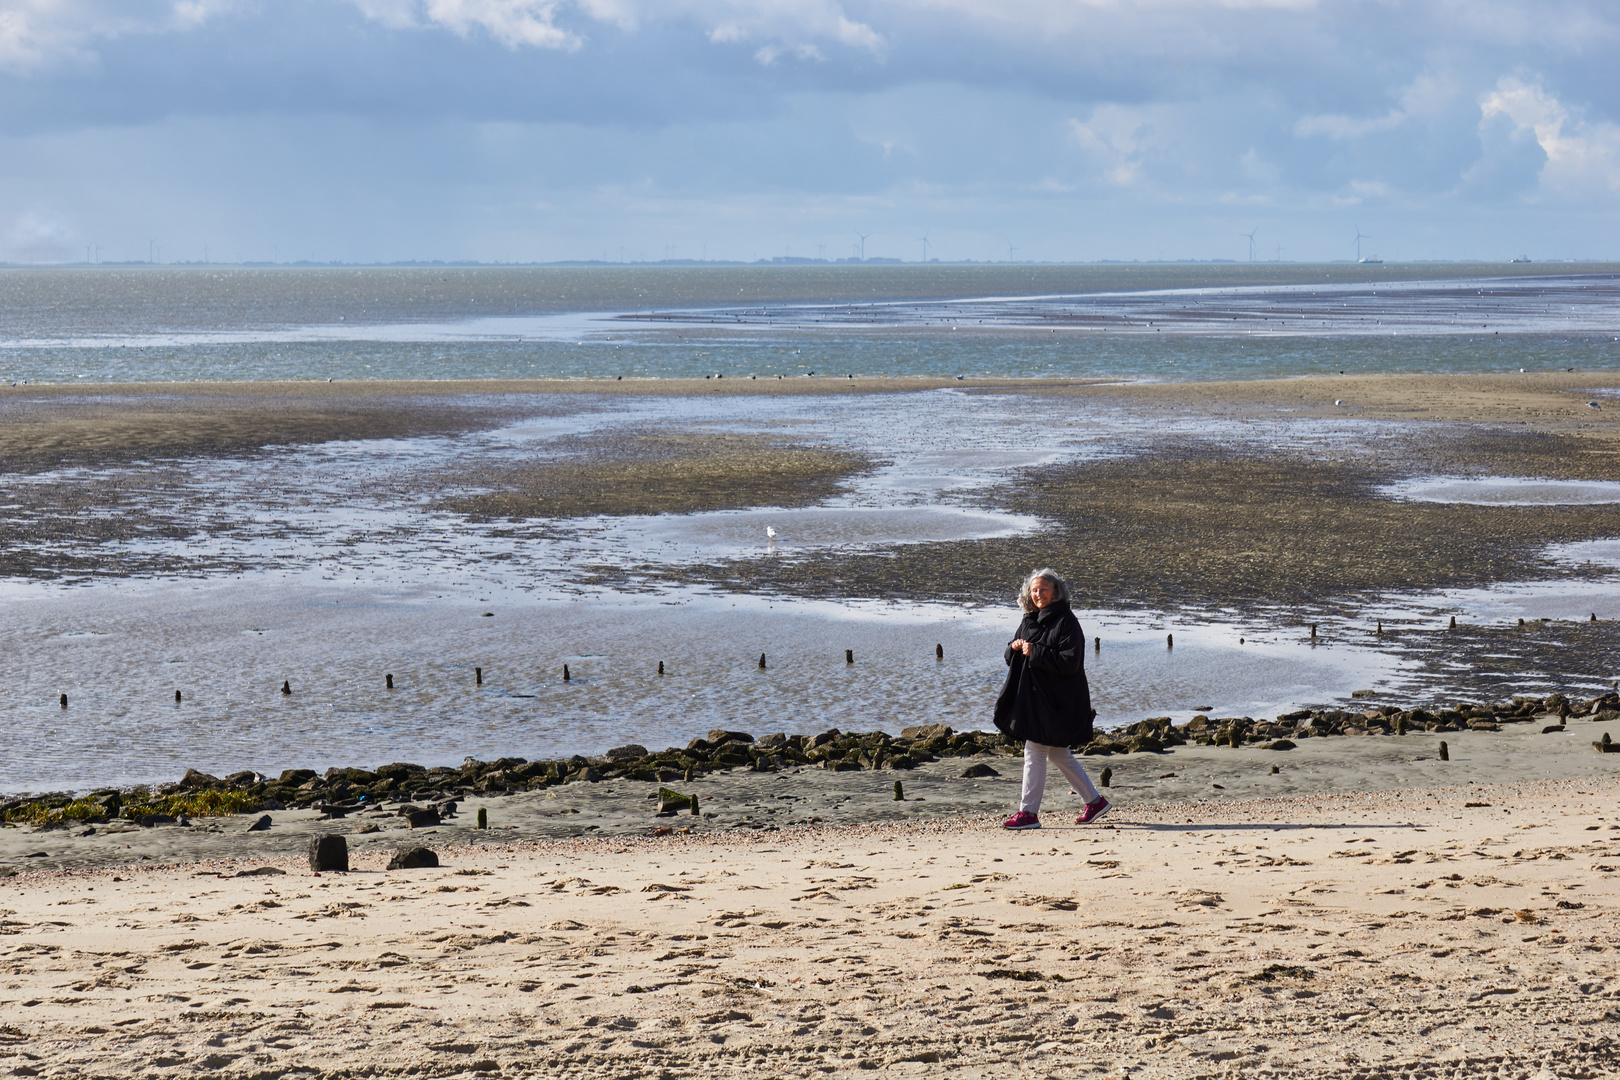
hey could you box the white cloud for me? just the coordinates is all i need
[1295,69,1462,140]
[0,0,232,73]
[350,0,884,58]
[1480,74,1620,195]
[4,209,79,263]
[1069,105,1159,186]
[419,0,579,49]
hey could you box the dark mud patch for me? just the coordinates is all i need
[1411,428,1620,482]
[440,432,874,520]
[637,442,1620,611]
[0,393,529,472]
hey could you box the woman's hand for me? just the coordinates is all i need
[1010,638,1033,656]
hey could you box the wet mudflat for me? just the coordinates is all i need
[7,373,1620,792]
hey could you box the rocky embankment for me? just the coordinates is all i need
[1101,689,1620,754]
[5,690,1619,827]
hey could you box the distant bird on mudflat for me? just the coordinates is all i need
[1588,401,1603,409]
[766,526,778,541]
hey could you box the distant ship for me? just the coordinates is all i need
[1510,255,1532,263]
[1358,255,1383,264]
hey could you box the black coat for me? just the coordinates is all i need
[993,600,1093,748]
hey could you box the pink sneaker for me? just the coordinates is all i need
[1002,810,1041,830]
[1075,798,1111,824]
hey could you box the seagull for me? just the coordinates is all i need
[1589,401,1603,409]
[1334,399,1343,406]
[766,526,778,541]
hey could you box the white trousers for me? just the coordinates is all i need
[1019,740,1100,814]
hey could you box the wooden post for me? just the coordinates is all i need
[893,781,904,801]
[846,649,853,665]
[281,680,291,695]
[386,673,394,689]
[1439,741,1449,761]
[475,666,482,685]
[758,653,766,670]
[658,661,665,675]
[477,808,487,829]
[563,664,570,681]
[935,643,944,660]
[1099,767,1112,788]
[1166,633,1173,649]
[174,690,182,703]
[1094,636,1100,652]
[59,693,67,708]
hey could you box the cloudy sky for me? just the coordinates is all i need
[2,0,1617,264]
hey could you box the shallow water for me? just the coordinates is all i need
[0,575,1411,794]
[1383,477,1620,505]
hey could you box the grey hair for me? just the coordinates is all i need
[1017,568,1070,613]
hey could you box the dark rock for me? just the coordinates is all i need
[139,814,176,827]
[179,768,222,790]
[246,815,272,832]
[1264,740,1297,751]
[375,762,426,781]
[235,866,286,877]
[960,763,1001,778]
[901,722,954,742]
[656,788,692,815]
[405,809,441,829]
[604,744,649,763]
[223,770,261,787]
[707,730,754,746]
[279,768,317,785]
[387,847,439,870]
[308,834,349,872]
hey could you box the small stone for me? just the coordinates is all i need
[405,808,441,829]
[351,823,381,834]
[235,866,286,877]
[959,763,1000,779]
[308,834,349,872]
[387,846,439,870]
[246,815,272,832]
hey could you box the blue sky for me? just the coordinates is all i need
[2,0,1617,264]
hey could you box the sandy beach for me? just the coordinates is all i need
[2,774,1617,1078]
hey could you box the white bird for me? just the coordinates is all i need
[766,526,778,541]
[1334,399,1343,406]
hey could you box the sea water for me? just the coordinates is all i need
[2,263,1619,384]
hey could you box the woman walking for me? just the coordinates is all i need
[994,568,1109,830]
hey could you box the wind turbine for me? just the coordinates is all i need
[1353,225,1371,262]
[918,234,931,262]
[855,233,871,261]
[1007,244,1018,262]
[1240,229,1258,263]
